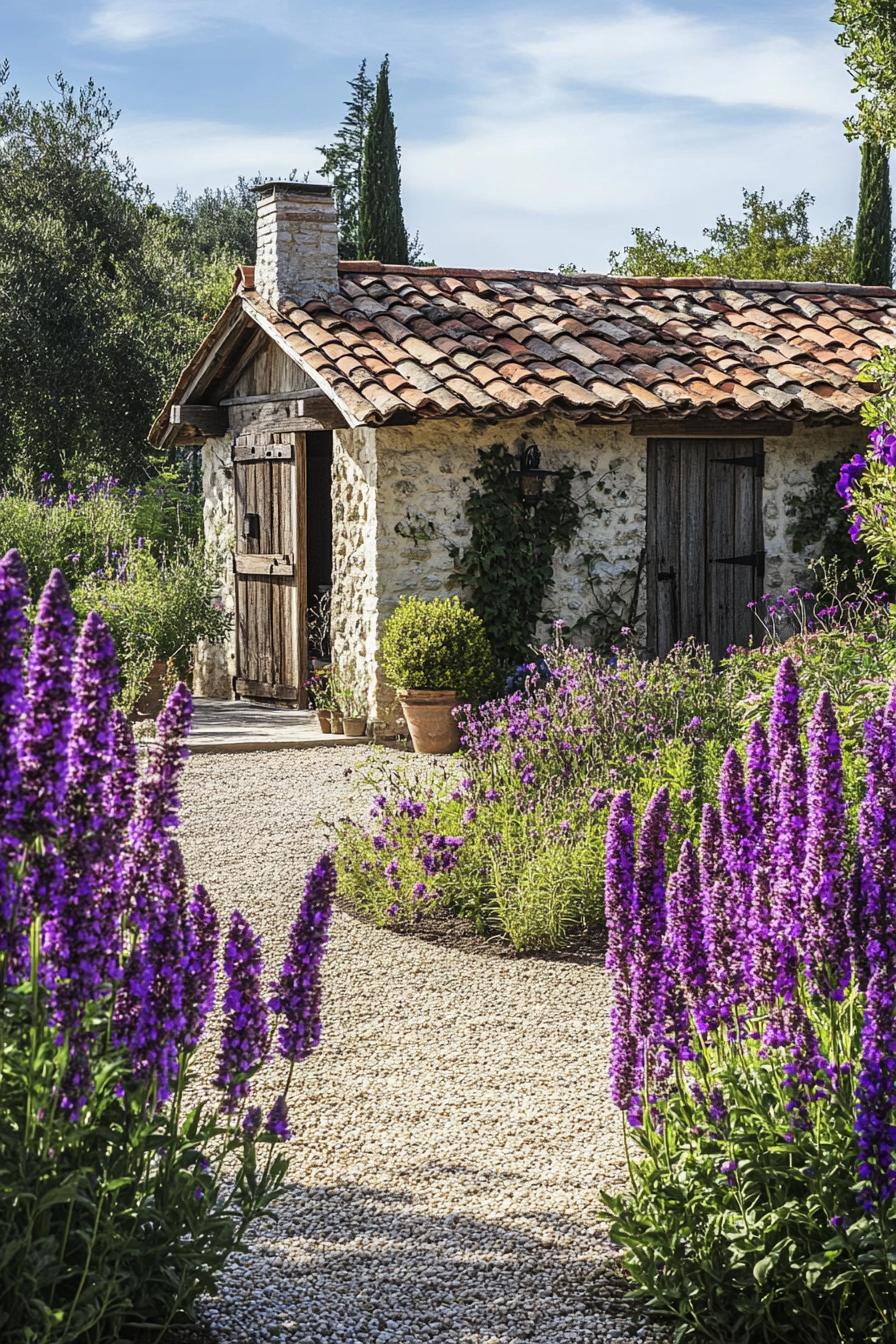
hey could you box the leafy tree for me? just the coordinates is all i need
[318,61,375,259]
[0,65,181,483]
[357,56,410,264]
[832,0,896,145]
[608,189,854,282]
[852,139,893,284]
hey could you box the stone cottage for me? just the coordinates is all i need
[148,180,896,728]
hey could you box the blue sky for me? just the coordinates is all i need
[3,0,863,269]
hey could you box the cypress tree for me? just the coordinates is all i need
[357,56,409,264]
[852,140,893,286]
[317,60,374,259]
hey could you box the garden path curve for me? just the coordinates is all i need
[180,748,663,1344]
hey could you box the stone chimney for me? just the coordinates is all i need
[251,181,338,308]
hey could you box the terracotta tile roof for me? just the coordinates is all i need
[247,265,896,427]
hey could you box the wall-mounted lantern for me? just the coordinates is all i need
[518,442,560,506]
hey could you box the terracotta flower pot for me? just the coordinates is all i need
[342,715,367,737]
[316,710,333,734]
[399,689,460,754]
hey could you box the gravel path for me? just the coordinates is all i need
[179,747,663,1344]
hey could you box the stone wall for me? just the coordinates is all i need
[193,435,236,698]
[330,428,380,721]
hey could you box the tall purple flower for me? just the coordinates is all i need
[769,745,807,1003]
[181,883,219,1049]
[852,702,896,987]
[270,852,334,1062]
[265,1094,291,1141]
[18,571,74,926]
[123,683,192,927]
[666,839,709,1033]
[45,613,121,1045]
[855,965,896,1211]
[19,569,74,836]
[719,747,753,976]
[105,709,138,836]
[628,788,671,1119]
[700,804,736,1021]
[0,551,28,972]
[745,719,772,844]
[801,691,849,997]
[214,911,269,1112]
[768,656,801,779]
[604,791,638,1117]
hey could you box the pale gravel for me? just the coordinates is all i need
[178,747,666,1344]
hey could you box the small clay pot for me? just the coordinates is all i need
[398,689,460,754]
[342,715,367,737]
[316,710,333,734]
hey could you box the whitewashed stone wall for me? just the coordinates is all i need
[193,436,236,698]
[764,424,864,593]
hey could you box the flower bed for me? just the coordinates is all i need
[603,655,896,1342]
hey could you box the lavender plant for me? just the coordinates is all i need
[603,656,896,1342]
[0,551,334,1343]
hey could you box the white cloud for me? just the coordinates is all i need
[114,117,327,199]
[85,0,226,45]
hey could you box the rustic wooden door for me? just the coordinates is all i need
[232,430,307,703]
[646,438,764,661]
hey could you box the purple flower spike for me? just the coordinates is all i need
[0,551,28,972]
[719,747,753,975]
[855,965,896,1211]
[214,911,269,1112]
[106,709,138,835]
[265,1094,291,1141]
[802,692,849,997]
[700,804,735,1021]
[745,719,772,844]
[666,839,709,1033]
[769,745,807,1002]
[768,656,801,779]
[629,787,672,1117]
[604,792,638,1118]
[182,884,219,1049]
[19,569,75,837]
[270,852,334,1062]
[853,708,896,988]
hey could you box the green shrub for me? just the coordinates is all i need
[379,595,493,701]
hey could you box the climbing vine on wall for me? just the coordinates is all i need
[450,438,584,671]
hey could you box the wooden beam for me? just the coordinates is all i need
[221,388,347,428]
[631,417,793,438]
[170,403,229,436]
[234,554,295,576]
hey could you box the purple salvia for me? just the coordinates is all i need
[270,852,334,1062]
[123,682,192,927]
[700,804,737,1021]
[17,570,74,926]
[214,910,269,1112]
[719,747,753,978]
[745,719,772,844]
[181,883,219,1049]
[852,702,896,987]
[117,842,189,1103]
[801,691,849,997]
[105,708,138,835]
[855,964,896,1211]
[628,787,672,1121]
[44,613,121,1049]
[768,655,801,778]
[265,1094,291,1141]
[604,791,638,1118]
[665,839,710,1034]
[769,744,807,1003]
[0,551,28,974]
[19,569,74,836]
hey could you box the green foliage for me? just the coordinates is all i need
[604,988,894,1343]
[853,140,893,284]
[379,595,493,701]
[0,66,183,482]
[786,455,874,571]
[833,0,896,145]
[452,439,584,671]
[608,188,854,282]
[1,979,288,1339]
[318,61,375,260]
[76,546,230,714]
[357,56,410,264]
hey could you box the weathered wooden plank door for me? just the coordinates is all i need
[647,438,763,661]
[232,430,307,703]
